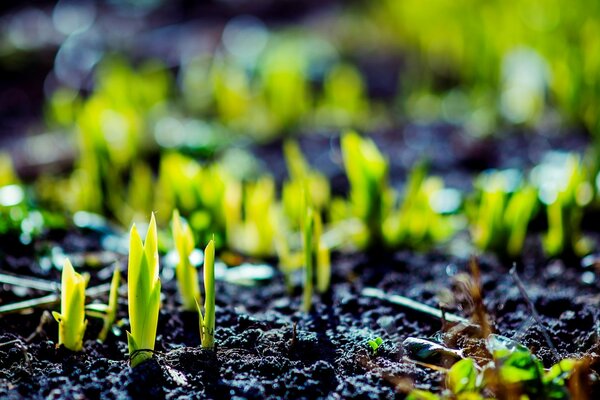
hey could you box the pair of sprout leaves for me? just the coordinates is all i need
[408,335,578,400]
[54,213,215,368]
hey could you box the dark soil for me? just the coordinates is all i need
[1,128,599,399]
[1,225,600,399]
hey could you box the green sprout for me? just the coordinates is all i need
[86,265,121,343]
[127,213,161,367]
[226,177,277,257]
[469,170,538,257]
[408,335,578,399]
[172,209,201,311]
[446,358,477,395]
[302,208,315,313]
[197,239,216,349]
[367,337,384,355]
[341,130,391,247]
[52,259,88,351]
[383,163,457,249]
[538,153,591,257]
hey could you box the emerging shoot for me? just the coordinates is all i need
[127,213,161,367]
[172,209,201,311]
[86,265,121,343]
[302,208,315,312]
[52,259,88,351]
[198,239,216,349]
[368,337,384,355]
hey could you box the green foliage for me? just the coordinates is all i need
[447,358,477,394]
[87,266,121,343]
[127,214,161,367]
[52,259,88,351]
[156,153,228,245]
[172,210,201,311]
[302,208,315,313]
[367,337,384,355]
[538,154,591,257]
[282,140,330,228]
[198,239,216,349]
[317,63,370,128]
[383,163,457,249]
[469,170,538,257]
[487,334,575,399]
[341,130,390,247]
[372,0,600,135]
[409,335,577,399]
[226,177,277,257]
[406,390,441,400]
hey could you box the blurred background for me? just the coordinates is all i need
[0,0,598,257]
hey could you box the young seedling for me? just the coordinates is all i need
[341,130,390,247]
[470,170,537,257]
[302,208,315,312]
[52,259,88,351]
[384,163,457,249]
[314,212,331,294]
[127,213,161,367]
[198,239,216,349]
[86,265,121,343]
[368,337,384,355]
[172,209,201,311]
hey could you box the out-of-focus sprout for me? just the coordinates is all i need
[86,265,121,343]
[226,177,277,257]
[211,59,253,129]
[198,239,216,349]
[469,170,538,257]
[260,37,310,133]
[125,162,155,224]
[127,214,161,367]
[302,206,331,312]
[384,163,457,249]
[317,63,369,128]
[45,87,81,127]
[341,130,391,248]
[52,259,87,351]
[282,140,330,228]
[172,210,201,311]
[155,153,228,245]
[533,153,592,257]
[0,153,17,187]
[302,207,315,312]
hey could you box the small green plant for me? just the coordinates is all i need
[302,208,315,312]
[469,170,538,257]
[407,335,577,399]
[341,130,391,247]
[226,177,277,257]
[367,337,384,355]
[538,153,591,257]
[86,265,121,343]
[127,213,161,367]
[383,163,457,249]
[52,259,88,351]
[197,239,216,349]
[172,209,201,311]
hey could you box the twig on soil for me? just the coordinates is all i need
[509,265,561,362]
[0,273,58,292]
[0,283,111,315]
[468,257,492,337]
[0,339,20,348]
[361,287,470,325]
[25,310,54,342]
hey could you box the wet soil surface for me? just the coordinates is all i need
[1,129,599,399]
[1,231,600,399]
